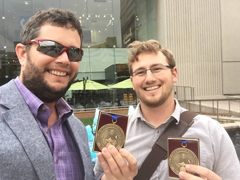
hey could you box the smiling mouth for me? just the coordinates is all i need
[49,70,67,77]
[145,85,160,91]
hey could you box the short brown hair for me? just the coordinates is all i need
[20,8,83,50]
[127,39,175,75]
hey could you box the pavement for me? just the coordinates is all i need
[221,121,240,130]
[191,99,240,129]
[191,100,240,112]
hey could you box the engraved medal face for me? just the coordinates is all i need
[95,124,125,150]
[168,147,199,175]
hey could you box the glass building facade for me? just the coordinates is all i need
[0,0,156,108]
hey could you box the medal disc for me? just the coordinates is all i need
[95,124,125,150]
[168,147,199,175]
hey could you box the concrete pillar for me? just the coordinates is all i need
[155,0,166,46]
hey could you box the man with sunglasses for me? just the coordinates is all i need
[94,40,240,179]
[0,8,137,180]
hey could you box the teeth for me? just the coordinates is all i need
[49,70,67,76]
[146,86,159,91]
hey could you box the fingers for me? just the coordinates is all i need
[98,145,138,180]
[98,146,122,179]
[119,148,138,174]
[97,153,112,180]
[104,145,126,177]
[179,165,222,180]
[179,171,203,180]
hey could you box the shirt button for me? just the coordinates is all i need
[42,107,46,111]
[156,129,159,133]
[56,158,59,164]
[45,129,48,133]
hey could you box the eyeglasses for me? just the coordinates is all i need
[24,39,83,62]
[131,64,172,77]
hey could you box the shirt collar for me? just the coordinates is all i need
[14,77,73,120]
[55,98,73,121]
[15,77,43,117]
[131,99,182,125]
[171,99,182,124]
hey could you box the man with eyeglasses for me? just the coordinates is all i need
[94,40,240,179]
[0,8,137,180]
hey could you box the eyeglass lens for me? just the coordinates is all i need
[36,40,83,62]
[132,64,171,77]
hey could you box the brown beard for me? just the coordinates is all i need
[22,53,77,103]
[138,88,173,107]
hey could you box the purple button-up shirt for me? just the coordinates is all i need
[15,77,84,180]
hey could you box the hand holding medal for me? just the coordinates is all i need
[168,138,223,180]
[168,137,200,178]
[94,111,138,180]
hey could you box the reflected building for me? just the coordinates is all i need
[0,0,155,86]
[1,0,240,103]
[0,0,155,107]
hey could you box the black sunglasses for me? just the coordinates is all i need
[25,39,83,62]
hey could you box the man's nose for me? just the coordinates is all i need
[55,51,70,65]
[146,69,153,74]
[145,69,156,79]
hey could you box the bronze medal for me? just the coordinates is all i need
[168,145,199,175]
[93,111,128,152]
[95,123,125,150]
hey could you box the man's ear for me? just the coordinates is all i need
[172,67,178,83]
[15,43,27,67]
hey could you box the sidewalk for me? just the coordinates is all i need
[221,121,240,130]
[191,100,240,112]
[189,100,240,130]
